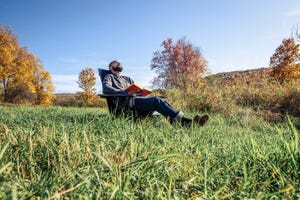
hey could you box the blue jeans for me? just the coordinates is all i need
[133,97,179,119]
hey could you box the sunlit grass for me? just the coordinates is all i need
[0,106,299,199]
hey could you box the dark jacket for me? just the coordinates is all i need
[102,73,134,94]
[102,73,134,115]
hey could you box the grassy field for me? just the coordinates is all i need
[0,106,299,199]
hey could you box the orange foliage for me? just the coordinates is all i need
[270,38,300,83]
[151,37,208,90]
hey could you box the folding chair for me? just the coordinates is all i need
[98,68,135,116]
[98,68,167,121]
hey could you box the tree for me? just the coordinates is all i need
[33,56,55,105]
[0,24,19,102]
[77,68,97,105]
[269,38,300,82]
[6,48,37,103]
[292,24,300,42]
[0,23,55,104]
[151,37,208,90]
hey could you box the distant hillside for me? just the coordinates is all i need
[55,93,78,101]
[54,93,106,107]
[207,67,272,85]
[54,93,79,106]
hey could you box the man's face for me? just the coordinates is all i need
[109,62,123,75]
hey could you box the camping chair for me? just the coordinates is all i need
[98,68,162,119]
[98,68,135,116]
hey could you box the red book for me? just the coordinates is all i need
[125,83,152,97]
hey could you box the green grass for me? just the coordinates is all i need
[0,106,299,199]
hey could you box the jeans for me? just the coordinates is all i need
[133,96,179,119]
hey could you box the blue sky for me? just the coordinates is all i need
[1,0,299,93]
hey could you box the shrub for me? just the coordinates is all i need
[162,78,299,122]
[54,93,107,108]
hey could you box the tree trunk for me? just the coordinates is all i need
[2,78,8,102]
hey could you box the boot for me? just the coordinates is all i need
[179,116,193,126]
[170,112,209,127]
[193,114,210,126]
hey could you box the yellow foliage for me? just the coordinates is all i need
[0,23,55,105]
[77,67,97,106]
[35,71,55,106]
[271,64,300,83]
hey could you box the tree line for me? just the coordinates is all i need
[0,23,55,105]
[1,21,299,107]
[78,35,300,106]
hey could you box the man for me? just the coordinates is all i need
[102,60,209,126]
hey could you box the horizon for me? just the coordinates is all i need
[1,0,299,93]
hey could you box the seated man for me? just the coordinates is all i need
[102,60,209,126]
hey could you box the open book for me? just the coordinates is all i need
[125,83,152,97]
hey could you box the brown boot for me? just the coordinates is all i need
[193,114,209,126]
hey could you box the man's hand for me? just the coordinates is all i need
[127,90,143,95]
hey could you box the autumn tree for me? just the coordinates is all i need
[0,23,55,104]
[0,24,19,102]
[77,67,97,106]
[33,57,55,105]
[6,48,38,103]
[292,25,300,42]
[151,37,208,91]
[269,37,300,82]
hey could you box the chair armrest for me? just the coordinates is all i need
[98,94,165,98]
[98,94,136,98]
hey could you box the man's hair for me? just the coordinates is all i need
[109,60,122,68]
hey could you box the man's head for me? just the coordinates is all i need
[109,60,123,75]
